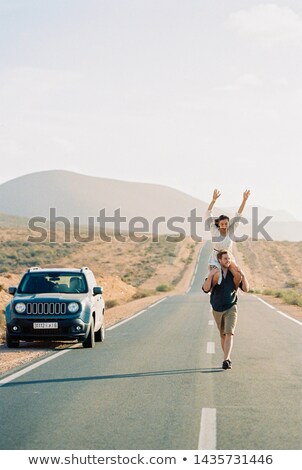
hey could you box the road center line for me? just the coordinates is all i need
[206,341,215,354]
[198,408,217,449]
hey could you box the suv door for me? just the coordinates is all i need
[87,272,102,329]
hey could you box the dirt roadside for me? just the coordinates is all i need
[233,243,302,322]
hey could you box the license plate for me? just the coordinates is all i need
[33,322,58,329]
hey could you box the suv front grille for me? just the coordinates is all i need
[26,302,67,315]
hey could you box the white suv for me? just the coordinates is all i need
[6,267,105,348]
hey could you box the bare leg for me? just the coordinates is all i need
[221,333,233,361]
[212,271,220,288]
[205,266,220,291]
[229,261,238,276]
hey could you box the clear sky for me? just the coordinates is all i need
[0,0,301,219]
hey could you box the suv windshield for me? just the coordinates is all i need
[18,272,88,294]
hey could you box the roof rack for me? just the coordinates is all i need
[28,266,41,272]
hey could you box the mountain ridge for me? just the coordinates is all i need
[0,170,300,241]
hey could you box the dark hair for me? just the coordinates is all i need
[214,214,230,228]
[217,249,230,261]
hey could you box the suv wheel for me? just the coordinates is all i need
[6,331,20,348]
[95,322,105,342]
[82,316,95,348]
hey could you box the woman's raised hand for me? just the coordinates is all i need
[212,189,221,201]
[243,189,251,201]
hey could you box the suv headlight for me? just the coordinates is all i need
[15,302,26,313]
[67,302,80,313]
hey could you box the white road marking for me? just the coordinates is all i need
[208,320,214,326]
[108,297,168,331]
[277,310,302,327]
[0,349,70,387]
[148,297,167,309]
[206,341,215,354]
[255,296,302,326]
[186,244,203,294]
[198,408,217,450]
[106,310,147,331]
[256,296,276,309]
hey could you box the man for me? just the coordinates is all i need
[202,249,249,370]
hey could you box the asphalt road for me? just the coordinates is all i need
[0,242,301,450]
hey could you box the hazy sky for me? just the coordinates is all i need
[0,0,301,219]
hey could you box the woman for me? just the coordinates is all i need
[206,188,250,285]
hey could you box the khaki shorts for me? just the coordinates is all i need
[212,304,238,337]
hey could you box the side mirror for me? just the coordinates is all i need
[93,286,103,296]
[8,287,17,295]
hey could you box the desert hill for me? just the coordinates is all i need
[0,170,300,241]
[0,170,208,220]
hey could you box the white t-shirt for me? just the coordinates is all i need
[206,210,241,267]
